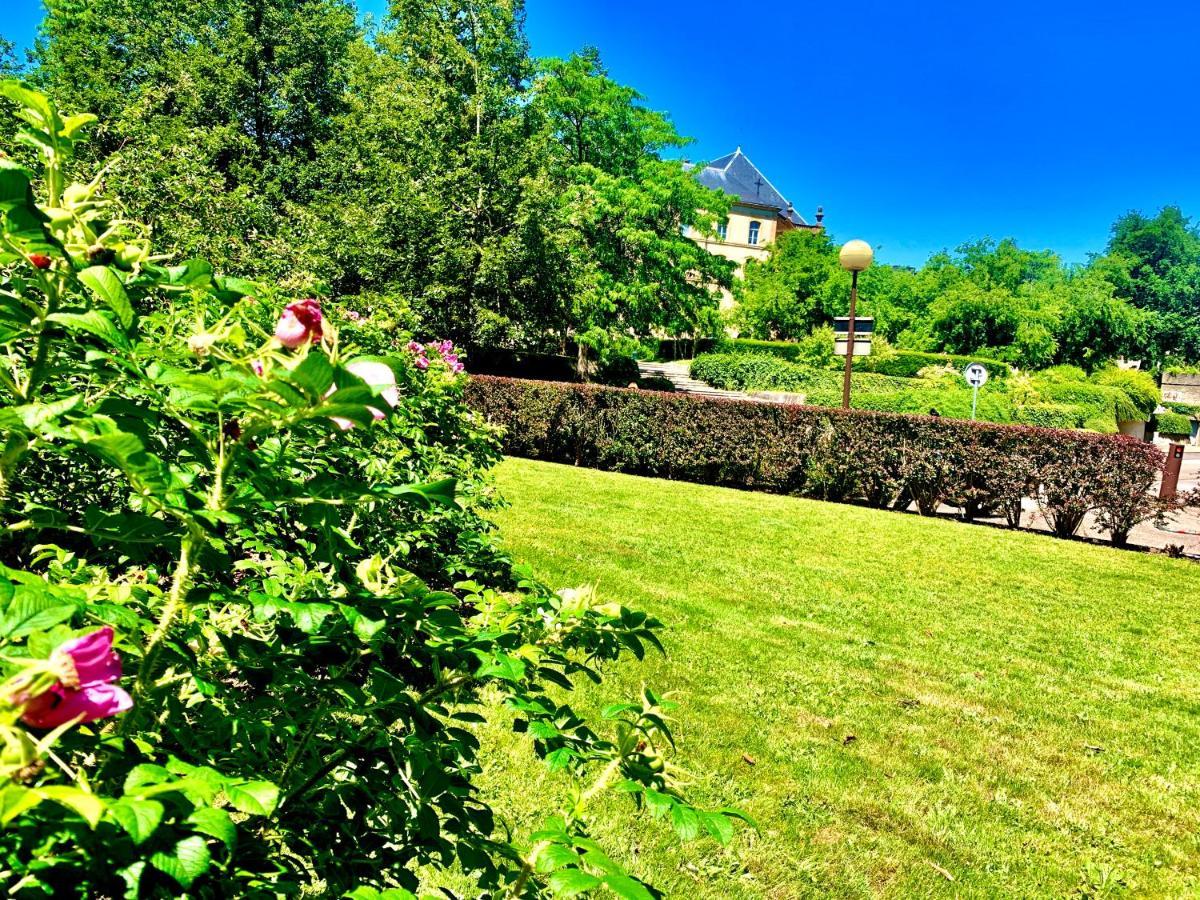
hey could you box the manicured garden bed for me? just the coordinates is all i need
[478,457,1200,898]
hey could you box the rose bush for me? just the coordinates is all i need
[0,83,745,897]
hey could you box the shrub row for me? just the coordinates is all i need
[858,349,1012,379]
[466,375,1167,546]
[1155,411,1193,437]
[691,353,911,395]
[717,338,1010,380]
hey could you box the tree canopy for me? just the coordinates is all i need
[3,0,1197,372]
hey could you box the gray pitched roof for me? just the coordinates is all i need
[691,148,809,226]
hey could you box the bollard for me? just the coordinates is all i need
[1159,442,1185,499]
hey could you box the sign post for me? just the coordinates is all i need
[963,363,989,420]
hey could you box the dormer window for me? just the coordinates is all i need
[748,221,761,246]
[716,221,728,241]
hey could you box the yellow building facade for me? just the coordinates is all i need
[685,148,823,308]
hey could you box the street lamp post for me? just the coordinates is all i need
[838,239,874,410]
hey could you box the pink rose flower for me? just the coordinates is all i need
[21,628,133,729]
[406,341,423,354]
[275,299,324,349]
[251,359,265,376]
[415,356,429,370]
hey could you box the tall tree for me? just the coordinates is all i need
[29,0,358,279]
[535,49,733,366]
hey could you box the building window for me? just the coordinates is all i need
[748,220,761,245]
[716,220,727,241]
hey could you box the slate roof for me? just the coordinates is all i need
[690,148,810,226]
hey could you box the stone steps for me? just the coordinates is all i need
[637,361,763,402]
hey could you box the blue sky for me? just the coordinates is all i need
[6,0,1200,267]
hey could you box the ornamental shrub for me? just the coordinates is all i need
[856,349,1011,380]
[0,84,745,896]
[466,376,1166,543]
[1088,439,1169,546]
[1090,367,1160,418]
[1013,403,1084,430]
[1155,411,1193,439]
[716,339,1012,381]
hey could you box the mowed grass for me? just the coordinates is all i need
[464,457,1200,898]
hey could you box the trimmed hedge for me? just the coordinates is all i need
[858,349,1011,380]
[1155,411,1193,438]
[718,339,1011,380]
[466,376,1166,545]
[691,353,911,394]
[717,338,814,363]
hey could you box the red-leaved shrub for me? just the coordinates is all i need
[466,376,1168,545]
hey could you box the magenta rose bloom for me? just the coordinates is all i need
[275,299,324,349]
[21,627,133,729]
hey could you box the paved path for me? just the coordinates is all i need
[637,360,762,402]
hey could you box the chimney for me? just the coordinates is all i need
[816,206,825,226]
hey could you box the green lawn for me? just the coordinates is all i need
[470,457,1200,898]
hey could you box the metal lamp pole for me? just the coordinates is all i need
[841,268,859,410]
[838,240,874,410]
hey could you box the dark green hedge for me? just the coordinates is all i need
[715,339,1010,380]
[466,376,1166,544]
[857,350,1011,379]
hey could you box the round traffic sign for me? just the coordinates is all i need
[963,363,989,388]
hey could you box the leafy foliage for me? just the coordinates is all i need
[0,83,743,897]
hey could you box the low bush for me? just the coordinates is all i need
[691,353,910,395]
[1091,367,1160,418]
[857,349,1011,380]
[1013,403,1085,430]
[1033,382,1131,432]
[1163,401,1200,416]
[0,83,742,897]
[717,339,1012,382]
[1155,411,1193,438]
[466,377,1166,545]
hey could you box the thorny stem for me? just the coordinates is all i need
[508,757,624,897]
[277,673,476,811]
[122,532,197,730]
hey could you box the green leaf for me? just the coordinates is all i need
[0,577,79,639]
[601,874,654,900]
[150,835,212,888]
[46,310,128,349]
[225,780,279,816]
[38,785,106,827]
[109,798,164,845]
[123,763,171,793]
[701,810,735,844]
[670,804,702,842]
[0,783,41,824]
[165,259,213,287]
[4,203,55,252]
[186,807,237,851]
[0,159,33,212]
[548,869,602,896]
[59,113,96,140]
[78,266,133,328]
[0,396,81,432]
[285,351,335,400]
[0,80,55,126]
[213,274,259,297]
[535,843,581,874]
[475,652,525,683]
[642,789,673,820]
